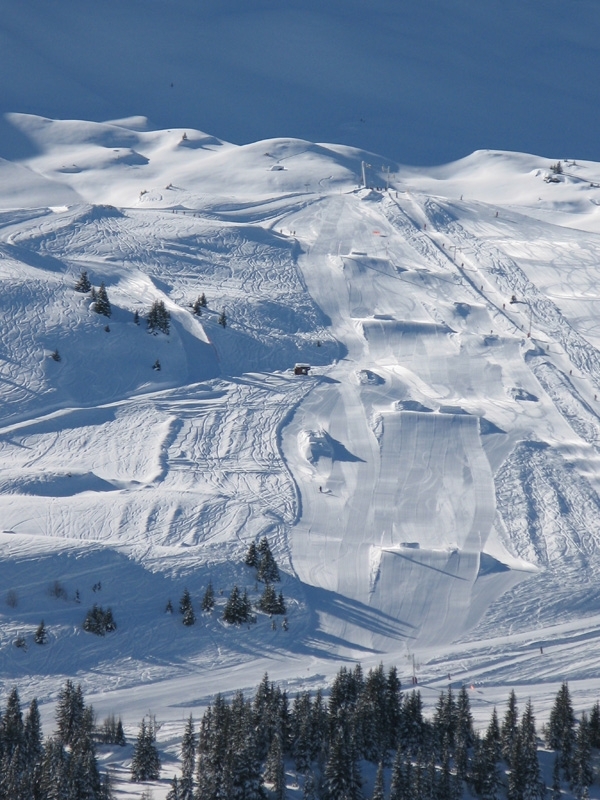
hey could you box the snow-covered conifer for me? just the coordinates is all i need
[371,761,384,800]
[257,537,280,583]
[263,732,285,800]
[223,585,246,624]
[179,588,192,616]
[201,582,215,612]
[147,299,170,334]
[181,715,196,800]
[75,270,92,292]
[501,689,519,765]
[572,711,593,799]
[245,541,258,567]
[94,282,111,317]
[56,681,85,747]
[131,718,161,782]
[34,619,48,645]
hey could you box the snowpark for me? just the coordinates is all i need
[3,115,600,795]
[2,1,600,796]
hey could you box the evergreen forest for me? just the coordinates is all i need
[163,667,599,800]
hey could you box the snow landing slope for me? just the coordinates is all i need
[4,118,600,738]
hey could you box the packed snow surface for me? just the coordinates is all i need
[4,116,600,794]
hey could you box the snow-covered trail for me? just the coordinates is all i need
[278,192,531,653]
[6,118,600,782]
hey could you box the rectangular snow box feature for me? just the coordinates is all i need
[294,363,311,375]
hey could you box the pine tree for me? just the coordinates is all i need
[55,680,85,747]
[230,708,264,800]
[83,604,116,635]
[23,696,43,763]
[438,748,459,800]
[257,537,280,583]
[547,681,575,747]
[179,589,195,625]
[1,686,24,794]
[433,687,456,758]
[547,681,576,781]
[323,730,350,800]
[291,693,312,772]
[179,588,192,616]
[69,720,103,800]
[472,730,500,800]
[357,663,388,763]
[223,585,248,624]
[257,584,277,614]
[130,720,148,780]
[385,666,402,752]
[51,348,61,362]
[147,299,170,334]
[34,619,48,644]
[39,737,70,800]
[75,270,92,292]
[399,690,425,756]
[192,297,203,316]
[571,711,593,799]
[134,310,140,325]
[455,684,474,781]
[485,707,502,763]
[551,753,562,800]
[201,582,215,612]
[181,715,196,800]
[371,762,384,800]
[183,605,196,626]
[100,714,126,746]
[518,700,544,800]
[131,718,161,781]
[303,771,317,800]
[589,700,600,748]
[245,541,258,567]
[218,310,227,328]
[389,749,407,800]
[240,588,250,622]
[263,732,285,800]
[167,775,182,800]
[94,282,111,317]
[275,591,286,615]
[502,689,519,765]
[200,293,207,308]
[116,717,126,746]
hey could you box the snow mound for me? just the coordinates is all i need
[298,429,363,465]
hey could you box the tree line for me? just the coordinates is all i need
[163,668,600,800]
[165,537,288,629]
[0,680,118,799]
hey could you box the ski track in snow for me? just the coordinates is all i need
[5,120,600,797]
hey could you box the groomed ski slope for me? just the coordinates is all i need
[4,117,600,794]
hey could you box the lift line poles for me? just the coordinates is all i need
[361,161,371,189]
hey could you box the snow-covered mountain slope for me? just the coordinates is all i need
[1,0,600,166]
[5,116,600,789]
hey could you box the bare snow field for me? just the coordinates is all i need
[4,115,600,795]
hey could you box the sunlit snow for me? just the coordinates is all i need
[3,113,600,796]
